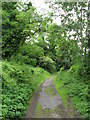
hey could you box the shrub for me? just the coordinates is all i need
[39,56,56,73]
[1,61,50,119]
[55,65,89,118]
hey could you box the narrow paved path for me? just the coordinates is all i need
[25,77,81,118]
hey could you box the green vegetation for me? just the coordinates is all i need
[1,1,89,120]
[35,101,42,117]
[45,87,54,96]
[35,101,55,118]
[1,61,50,119]
[54,78,68,107]
[54,65,89,118]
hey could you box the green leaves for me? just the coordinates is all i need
[2,61,50,119]
[2,1,89,119]
[39,56,56,73]
[56,40,80,70]
[2,2,39,59]
[56,67,89,118]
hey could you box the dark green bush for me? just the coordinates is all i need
[39,56,56,73]
[56,65,89,118]
[1,61,50,119]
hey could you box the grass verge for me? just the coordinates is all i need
[54,73,68,107]
[54,69,89,118]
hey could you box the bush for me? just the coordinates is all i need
[1,61,50,119]
[55,65,89,118]
[39,56,56,73]
[13,53,37,66]
[69,63,82,76]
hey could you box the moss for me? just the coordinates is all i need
[45,87,54,96]
[35,101,42,117]
[54,77,68,107]
[35,101,58,117]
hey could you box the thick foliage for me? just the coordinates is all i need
[11,43,56,73]
[1,1,89,119]
[1,61,50,119]
[55,65,89,118]
[39,56,56,73]
[2,3,25,58]
[2,2,37,59]
[56,40,80,70]
[12,43,44,66]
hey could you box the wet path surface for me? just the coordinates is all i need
[25,77,81,118]
[39,78,62,110]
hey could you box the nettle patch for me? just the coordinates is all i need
[2,61,50,119]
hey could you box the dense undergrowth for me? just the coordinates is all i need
[1,2,89,120]
[54,64,89,119]
[1,61,50,119]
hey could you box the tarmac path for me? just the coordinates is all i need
[25,77,81,118]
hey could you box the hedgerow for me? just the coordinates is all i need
[1,61,50,119]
